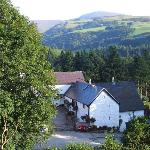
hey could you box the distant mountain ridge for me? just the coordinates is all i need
[33,20,63,33]
[79,11,122,19]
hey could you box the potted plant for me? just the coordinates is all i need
[90,117,96,123]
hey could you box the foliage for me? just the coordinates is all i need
[143,96,150,109]
[65,143,94,150]
[102,46,126,81]
[46,143,94,150]
[0,0,56,149]
[100,135,123,150]
[122,117,150,150]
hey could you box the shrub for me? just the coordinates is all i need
[100,135,123,150]
[102,126,107,130]
[90,117,96,123]
[143,96,150,110]
[122,117,150,149]
[65,143,94,150]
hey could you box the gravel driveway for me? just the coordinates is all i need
[34,131,122,150]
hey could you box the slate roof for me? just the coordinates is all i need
[65,81,118,106]
[96,81,145,112]
[54,71,85,85]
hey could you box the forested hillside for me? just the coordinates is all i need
[44,15,150,56]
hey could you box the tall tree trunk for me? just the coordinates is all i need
[145,82,148,97]
[140,87,143,99]
[1,117,8,150]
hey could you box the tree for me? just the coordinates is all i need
[0,0,56,149]
[54,51,74,71]
[102,46,124,82]
[130,52,150,98]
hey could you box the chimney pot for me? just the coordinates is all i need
[112,77,115,85]
[89,79,92,84]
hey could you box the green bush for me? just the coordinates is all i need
[100,135,123,150]
[143,96,150,109]
[122,117,150,150]
[46,143,94,150]
[65,143,94,150]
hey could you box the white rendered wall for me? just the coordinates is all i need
[76,101,89,122]
[119,110,144,132]
[90,91,119,127]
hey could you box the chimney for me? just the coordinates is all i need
[112,77,115,85]
[89,79,92,84]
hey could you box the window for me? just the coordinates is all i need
[83,104,85,108]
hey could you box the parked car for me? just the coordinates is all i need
[77,124,88,132]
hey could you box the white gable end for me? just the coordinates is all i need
[89,90,119,127]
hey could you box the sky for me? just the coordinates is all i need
[11,0,150,20]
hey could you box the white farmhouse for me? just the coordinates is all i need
[54,71,145,131]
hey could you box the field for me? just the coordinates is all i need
[132,22,150,36]
[72,26,106,33]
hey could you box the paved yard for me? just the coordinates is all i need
[34,131,122,150]
[53,105,74,131]
[34,106,122,149]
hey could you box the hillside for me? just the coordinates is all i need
[43,15,150,55]
[33,20,63,33]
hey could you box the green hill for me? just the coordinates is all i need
[43,15,150,55]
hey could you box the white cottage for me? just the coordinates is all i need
[65,82,119,128]
[54,72,145,131]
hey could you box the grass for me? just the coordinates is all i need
[132,22,150,36]
[65,22,79,29]
[72,26,106,33]
[65,20,90,29]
